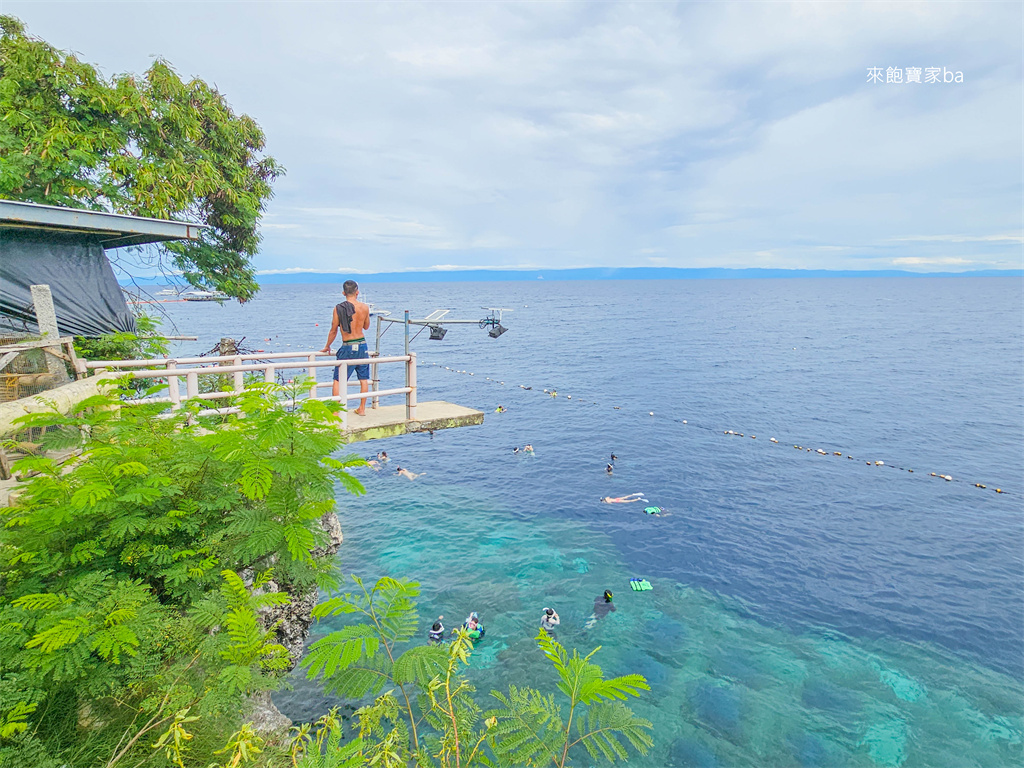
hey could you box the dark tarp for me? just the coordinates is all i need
[0,229,137,337]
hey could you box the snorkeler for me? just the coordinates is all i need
[540,607,560,635]
[460,611,485,642]
[606,463,614,475]
[600,492,648,503]
[366,459,381,470]
[396,467,425,480]
[584,590,616,630]
[513,447,520,454]
[610,453,618,462]
[643,506,670,517]
[428,616,445,644]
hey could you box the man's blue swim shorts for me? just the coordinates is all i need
[335,341,370,381]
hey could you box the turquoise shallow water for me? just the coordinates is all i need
[150,277,1024,766]
[274,475,1022,767]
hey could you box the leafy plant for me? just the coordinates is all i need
[73,313,170,364]
[0,384,364,767]
[301,576,653,767]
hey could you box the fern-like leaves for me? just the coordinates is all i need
[488,685,564,767]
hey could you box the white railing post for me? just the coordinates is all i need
[370,351,380,409]
[339,360,348,431]
[407,352,417,420]
[264,365,275,384]
[185,370,198,401]
[307,354,318,400]
[167,361,181,409]
[233,356,243,391]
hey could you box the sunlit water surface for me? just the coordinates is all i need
[153,278,1023,767]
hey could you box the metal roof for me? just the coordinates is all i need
[0,199,204,248]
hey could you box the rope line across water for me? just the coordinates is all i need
[421,361,1012,498]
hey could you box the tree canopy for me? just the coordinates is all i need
[0,15,282,302]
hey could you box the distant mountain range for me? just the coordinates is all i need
[120,266,1023,286]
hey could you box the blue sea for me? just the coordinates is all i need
[152,277,1023,767]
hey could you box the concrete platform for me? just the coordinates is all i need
[343,400,483,443]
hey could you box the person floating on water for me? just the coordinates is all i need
[320,279,371,416]
[601,492,648,503]
[495,405,506,413]
[513,447,520,454]
[524,444,534,454]
[584,590,616,630]
[428,616,445,644]
[366,458,380,470]
[460,611,485,642]
[606,463,614,475]
[610,453,618,462]
[377,451,389,462]
[643,505,669,517]
[396,467,425,481]
[540,607,560,635]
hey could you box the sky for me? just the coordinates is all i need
[3,1,1022,275]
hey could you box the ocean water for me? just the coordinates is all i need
[151,277,1023,767]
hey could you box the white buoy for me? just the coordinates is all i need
[875,461,884,466]
[683,420,687,424]
[649,412,654,416]
[770,438,778,443]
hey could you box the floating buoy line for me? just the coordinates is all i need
[422,361,1011,498]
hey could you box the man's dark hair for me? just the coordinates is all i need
[343,280,359,296]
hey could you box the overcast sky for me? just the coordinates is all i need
[4,1,1022,274]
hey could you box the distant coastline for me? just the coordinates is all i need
[121,266,1023,286]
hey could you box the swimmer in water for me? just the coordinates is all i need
[606,463,614,475]
[377,451,389,462]
[366,459,381,470]
[459,611,484,642]
[513,447,521,454]
[495,405,506,413]
[524,444,534,453]
[601,492,647,503]
[584,590,616,629]
[610,453,618,462]
[427,616,445,644]
[540,607,560,635]
[396,467,425,480]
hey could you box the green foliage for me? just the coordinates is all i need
[488,632,652,767]
[288,709,368,768]
[0,15,283,302]
[73,313,169,363]
[300,577,652,768]
[0,385,364,767]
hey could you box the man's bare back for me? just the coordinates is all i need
[340,299,370,342]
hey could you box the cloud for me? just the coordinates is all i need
[891,256,976,266]
[888,234,1024,244]
[5,1,1021,273]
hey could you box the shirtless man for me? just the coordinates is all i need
[396,467,425,481]
[321,280,371,415]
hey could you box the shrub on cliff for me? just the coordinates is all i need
[0,383,364,767]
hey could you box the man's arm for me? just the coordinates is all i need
[321,308,340,353]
